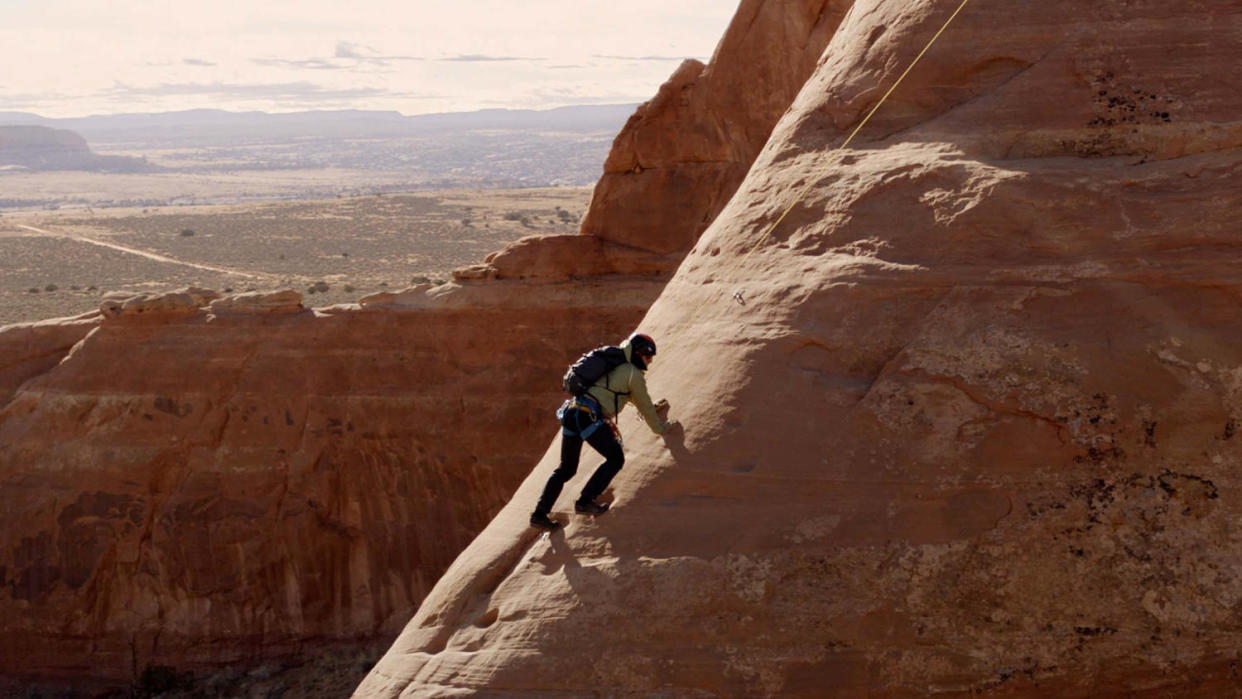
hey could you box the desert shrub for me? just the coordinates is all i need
[312,281,329,293]
[180,229,195,237]
[343,284,355,293]
[411,275,431,285]
[44,284,57,292]
[28,287,39,294]
[502,211,523,221]
[557,209,574,223]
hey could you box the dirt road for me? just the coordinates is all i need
[14,223,268,280]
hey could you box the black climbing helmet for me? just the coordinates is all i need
[628,332,657,359]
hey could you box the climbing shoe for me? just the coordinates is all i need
[574,499,610,516]
[529,512,563,531]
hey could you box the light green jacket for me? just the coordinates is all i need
[585,340,667,434]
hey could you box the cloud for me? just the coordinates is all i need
[0,2,739,117]
[440,54,541,63]
[252,42,423,71]
[593,54,695,61]
[523,85,652,106]
[101,81,405,102]
[0,91,73,109]
[252,57,347,70]
[335,41,378,59]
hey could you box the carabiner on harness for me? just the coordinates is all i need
[557,395,604,439]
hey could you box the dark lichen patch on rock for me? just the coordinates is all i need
[1086,72,1177,128]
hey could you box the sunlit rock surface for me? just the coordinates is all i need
[358,0,1242,695]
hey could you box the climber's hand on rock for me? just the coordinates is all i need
[655,398,669,412]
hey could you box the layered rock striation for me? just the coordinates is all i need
[359,0,1242,696]
[0,281,659,684]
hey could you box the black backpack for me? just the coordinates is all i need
[562,346,628,397]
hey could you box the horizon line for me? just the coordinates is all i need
[0,102,644,123]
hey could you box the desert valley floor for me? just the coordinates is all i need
[0,186,592,326]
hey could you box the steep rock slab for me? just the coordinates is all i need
[0,280,661,684]
[359,0,1242,695]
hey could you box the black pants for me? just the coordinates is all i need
[533,410,625,516]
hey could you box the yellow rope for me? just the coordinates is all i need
[700,0,973,309]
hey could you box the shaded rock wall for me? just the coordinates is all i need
[359,0,1242,696]
[0,281,660,683]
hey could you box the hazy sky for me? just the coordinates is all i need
[0,0,739,118]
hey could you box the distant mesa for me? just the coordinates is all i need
[0,124,155,173]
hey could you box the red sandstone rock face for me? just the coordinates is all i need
[1,0,829,685]
[359,0,1242,696]
[0,280,661,684]
[581,0,851,257]
[0,313,99,406]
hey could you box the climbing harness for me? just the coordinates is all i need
[557,394,607,439]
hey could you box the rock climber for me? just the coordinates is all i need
[529,332,676,530]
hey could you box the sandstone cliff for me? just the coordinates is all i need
[0,0,835,682]
[580,0,850,257]
[0,282,659,685]
[358,0,1242,696]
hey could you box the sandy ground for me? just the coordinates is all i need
[0,186,594,326]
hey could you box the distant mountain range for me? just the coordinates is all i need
[0,105,638,148]
[0,124,155,173]
[0,105,639,206]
